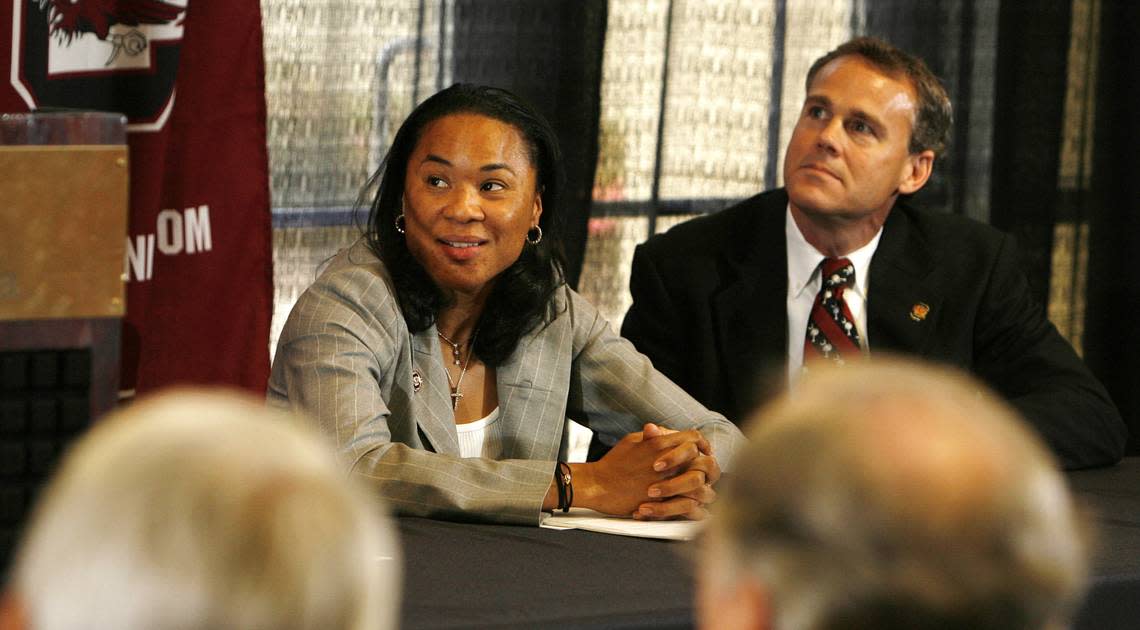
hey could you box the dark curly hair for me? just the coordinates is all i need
[363,84,567,367]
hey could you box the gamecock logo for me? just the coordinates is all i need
[10,0,188,132]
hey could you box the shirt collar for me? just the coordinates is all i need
[785,204,883,299]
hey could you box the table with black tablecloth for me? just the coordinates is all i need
[1068,457,1140,630]
[400,458,1140,630]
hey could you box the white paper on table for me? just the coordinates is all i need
[540,507,706,541]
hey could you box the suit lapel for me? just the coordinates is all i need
[867,205,942,354]
[412,328,461,456]
[496,317,567,462]
[712,194,790,412]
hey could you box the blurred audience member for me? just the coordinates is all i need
[698,358,1091,630]
[2,389,399,630]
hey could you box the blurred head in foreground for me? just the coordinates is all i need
[2,389,399,630]
[698,358,1090,630]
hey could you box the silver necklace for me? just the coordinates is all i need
[437,330,471,366]
[439,328,478,410]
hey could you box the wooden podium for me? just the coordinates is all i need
[0,112,129,573]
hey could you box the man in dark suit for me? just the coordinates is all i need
[616,37,1127,470]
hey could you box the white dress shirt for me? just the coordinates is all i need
[785,205,882,382]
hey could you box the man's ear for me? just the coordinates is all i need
[707,575,773,630]
[898,150,935,195]
[0,591,28,630]
[737,576,774,630]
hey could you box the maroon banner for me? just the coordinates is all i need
[2,1,272,395]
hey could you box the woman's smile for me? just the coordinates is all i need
[438,237,486,261]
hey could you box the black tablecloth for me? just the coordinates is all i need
[399,518,694,629]
[1069,457,1140,630]
[400,458,1140,629]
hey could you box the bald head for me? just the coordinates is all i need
[700,359,1090,630]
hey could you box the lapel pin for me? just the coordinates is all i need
[411,370,423,393]
[910,302,930,322]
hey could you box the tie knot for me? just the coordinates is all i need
[821,257,855,289]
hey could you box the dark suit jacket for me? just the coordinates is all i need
[620,188,1127,469]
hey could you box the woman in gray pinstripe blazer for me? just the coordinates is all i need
[269,85,744,526]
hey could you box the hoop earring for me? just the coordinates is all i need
[395,213,406,234]
[526,225,543,245]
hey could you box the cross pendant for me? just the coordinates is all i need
[450,391,463,410]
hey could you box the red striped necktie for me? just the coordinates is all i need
[804,257,861,364]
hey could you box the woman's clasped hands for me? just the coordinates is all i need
[558,423,721,521]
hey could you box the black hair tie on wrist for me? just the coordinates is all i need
[555,461,573,513]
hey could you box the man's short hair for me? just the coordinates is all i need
[9,389,400,630]
[708,358,1090,630]
[807,36,953,156]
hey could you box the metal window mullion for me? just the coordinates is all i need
[648,0,676,237]
[764,0,787,190]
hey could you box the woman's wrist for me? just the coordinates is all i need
[565,463,599,511]
[542,462,601,513]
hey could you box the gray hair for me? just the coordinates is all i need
[710,358,1090,630]
[10,389,400,630]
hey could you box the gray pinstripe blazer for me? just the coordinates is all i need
[268,240,744,525]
